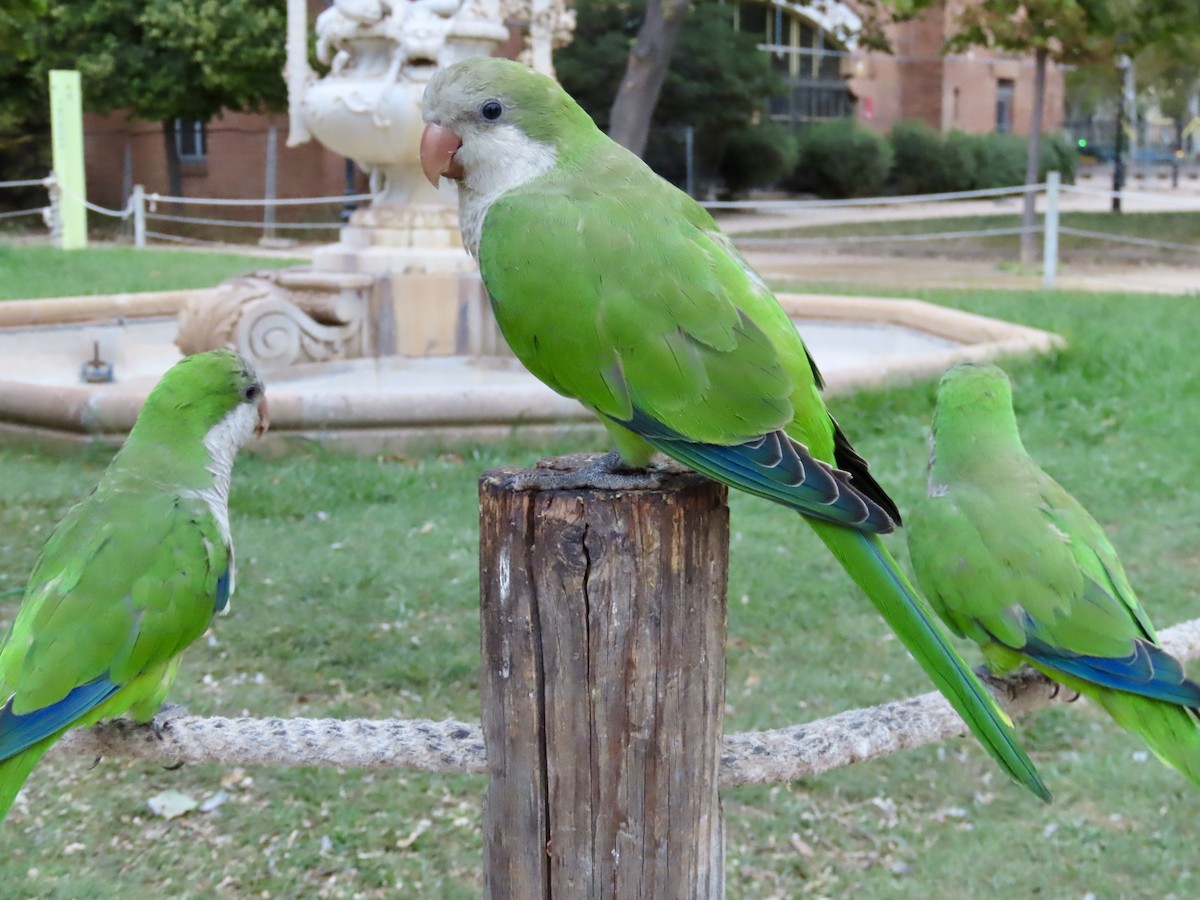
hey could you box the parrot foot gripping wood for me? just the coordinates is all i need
[479,454,729,899]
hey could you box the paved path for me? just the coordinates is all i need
[713,179,1200,235]
[740,249,1199,296]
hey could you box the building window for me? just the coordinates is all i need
[174,119,208,161]
[995,80,1015,134]
[733,1,853,130]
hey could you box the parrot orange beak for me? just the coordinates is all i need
[420,124,464,186]
[255,396,270,437]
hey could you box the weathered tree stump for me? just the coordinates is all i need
[479,454,729,899]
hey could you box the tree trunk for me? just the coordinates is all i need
[1020,47,1047,267]
[608,0,693,156]
[161,119,183,208]
[479,455,728,898]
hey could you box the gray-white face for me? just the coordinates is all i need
[420,69,558,256]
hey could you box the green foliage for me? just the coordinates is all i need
[27,0,286,123]
[789,119,893,198]
[941,129,981,192]
[889,123,1074,194]
[1038,132,1077,182]
[555,0,781,186]
[717,121,798,196]
[964,131,1027,189]
[945,0,1126,66]
[0,1,49,205]
[892,120,974,194]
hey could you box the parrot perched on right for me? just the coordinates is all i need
[420,55,1048,801]
[0,349,268,823]
[908,362,1200,787]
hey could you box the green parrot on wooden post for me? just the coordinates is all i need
[0,349,268,822]
[908,363,1200,787]
[419,56,1049,801]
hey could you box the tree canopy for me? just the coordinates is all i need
[4,0,287,197]
[555,0,781,186]
[30,0,286,122]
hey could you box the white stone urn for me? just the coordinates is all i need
[285,0,509,269]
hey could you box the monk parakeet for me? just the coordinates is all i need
[908,363,1200,787]
[0,349,268,822]
[419,56,1048,800]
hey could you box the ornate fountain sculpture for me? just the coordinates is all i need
[177,0,575,369]
[294,0,508,272]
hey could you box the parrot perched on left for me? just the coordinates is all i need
[908,362,1200,788]
[419,56,1048,801]
[0,349,268,823]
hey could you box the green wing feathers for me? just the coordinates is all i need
[481,152,829,453]
[0,489,228,821]
[910,363,1200,790]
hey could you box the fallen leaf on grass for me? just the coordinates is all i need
[396,818,432,849]
[148,789,199,820]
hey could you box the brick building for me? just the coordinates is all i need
[848,1,1065,136]
[84,111,360,223]
[82,0,1062,213]
[733,0,1063,136]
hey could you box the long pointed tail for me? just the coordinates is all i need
[810,521,1050,802]
[0,737,54,824]
[1041,670,1200,790]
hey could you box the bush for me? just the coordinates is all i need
[966,132,1027,189]
[1039,132,1077,183]
[718,121,799,195]
[788,119,893,198]
[889,120,949,195]
[940,130,979,192]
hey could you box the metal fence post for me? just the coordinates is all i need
[1042,171,1060,290]
[132,184,146,249]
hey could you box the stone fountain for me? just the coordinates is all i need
[0,2,1067,453]
[177,0,576,368]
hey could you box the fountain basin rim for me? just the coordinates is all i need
[0,293,1065,454]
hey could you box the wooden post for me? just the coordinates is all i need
[479,455,729,899]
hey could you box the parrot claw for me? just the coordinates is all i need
[1045,679,1079,703]
[150,703,190,740]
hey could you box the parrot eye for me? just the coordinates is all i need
[479,99,504,121]
[242,384,261,403]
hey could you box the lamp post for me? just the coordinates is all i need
[1112,54,1132,213]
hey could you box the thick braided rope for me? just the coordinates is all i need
[52,617,1200,789]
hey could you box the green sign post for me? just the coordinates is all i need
[49,69,87,250]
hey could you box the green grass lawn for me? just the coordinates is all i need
[2,282,1200,896]
[0,245,299,301]
[744,210,1200,265]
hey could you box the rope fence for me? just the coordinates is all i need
[736,225,1036,247]
[1058,226,1200,253]
[145,211,345,230]
[144,191,376,207]
[0,207,46,221]
[701,183,1042,210]
[5,172,1198,280]
[51,613,1200,790]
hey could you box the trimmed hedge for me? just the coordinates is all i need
[781,118,1077,199]
[718,121,799,195]
[788,118,893,198]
